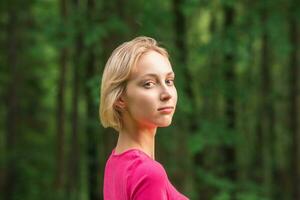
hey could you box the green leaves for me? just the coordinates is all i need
[188,120,237,154]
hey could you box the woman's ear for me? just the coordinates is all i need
[114,96,126,110]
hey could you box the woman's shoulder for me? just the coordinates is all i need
[109,148,167,178]
[127,151,169,197]
[126,150,168,184]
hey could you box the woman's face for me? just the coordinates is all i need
[122,50,177,129]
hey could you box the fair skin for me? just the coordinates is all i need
[114,50,178,160]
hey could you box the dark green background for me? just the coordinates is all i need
[1,0,299,199]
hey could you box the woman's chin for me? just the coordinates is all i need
[157,120,173,127]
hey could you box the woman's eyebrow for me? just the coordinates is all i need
[140,72,175,78]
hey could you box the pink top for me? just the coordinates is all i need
[103,148,189,200]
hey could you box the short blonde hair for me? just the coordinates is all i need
[99,36,169,131]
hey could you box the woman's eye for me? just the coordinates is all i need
[166,79,174,86]
[143,81,155,89]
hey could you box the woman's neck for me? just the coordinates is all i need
[115,126,157,159]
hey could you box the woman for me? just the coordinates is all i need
[100,36,189,199]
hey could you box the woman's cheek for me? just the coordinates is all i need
[173,88,178,105]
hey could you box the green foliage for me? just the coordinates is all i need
[0,0,299,199]
[188,120,237,154]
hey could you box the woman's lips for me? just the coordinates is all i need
[157,106,174,114]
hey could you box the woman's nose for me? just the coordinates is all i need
[160,89,172,101]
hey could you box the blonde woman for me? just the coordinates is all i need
[100,36,189,199]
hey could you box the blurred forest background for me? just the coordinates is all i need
[0,0,300,199]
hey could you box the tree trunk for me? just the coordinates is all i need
[85,0,101,199]
[259,9,275,198]
[172,0,193,100]
[289,8,300,200]
[67,0,82,198]
[172,0,193,195]
[85,49,100,200]
[198,8,220,199]
[54,0,68,194]
[223,3,237,198]
[3,4,20,200]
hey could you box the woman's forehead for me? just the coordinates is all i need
[130,51,173,79]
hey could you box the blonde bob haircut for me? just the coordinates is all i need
[99,36,169,131]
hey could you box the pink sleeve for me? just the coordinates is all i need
[129,161,168,200]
